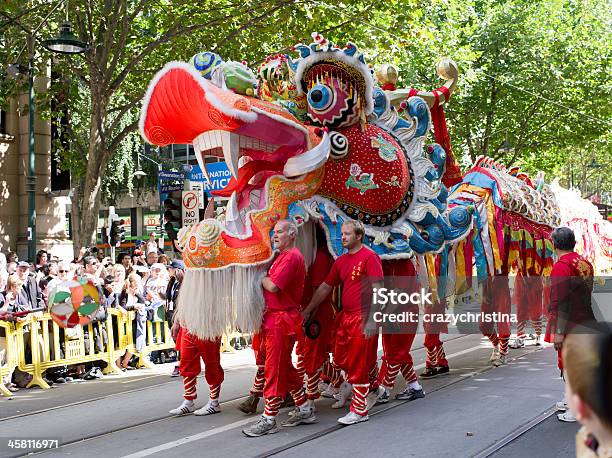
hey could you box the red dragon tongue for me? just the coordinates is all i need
[212,160,282,197]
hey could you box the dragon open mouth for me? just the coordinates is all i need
[193,122,329,237]
[140,61,329,265]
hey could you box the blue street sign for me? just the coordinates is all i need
[188,162,232,196]
[158,170,185,181]
[160,183,184,193]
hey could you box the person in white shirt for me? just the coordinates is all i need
[146,232,159,256]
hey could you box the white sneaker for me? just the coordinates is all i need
[338,410,368,425]
[490,348,500,362]
[288,400,315,417]
[318,380,330,393]
[556,400,568,411]
[321,383,339,398]
[282,406,317,427]
[169,400,195,415]
[194,400,221,416]
[367,386,387,411]
[332,381,352,409]
[557,410,576,422]
[242,416,278,437]
[509,337,524,349]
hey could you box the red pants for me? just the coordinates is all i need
[179,332,224,386]
[297,302,335,375]
[261,311,304,399]
[513,275,544,322]
[381,333,416,366]
[252,332,265,366]
[480,275,512,337]
[334,311,378,385]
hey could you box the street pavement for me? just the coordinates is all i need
[0,335,576,457]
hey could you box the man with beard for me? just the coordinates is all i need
[304,219,383,425]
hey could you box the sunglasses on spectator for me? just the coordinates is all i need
[59,270,68,273]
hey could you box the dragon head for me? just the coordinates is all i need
[140,60,330,270]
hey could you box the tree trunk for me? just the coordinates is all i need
[73,88,110,253]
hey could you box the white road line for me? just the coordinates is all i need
[121,417,256,458]
[121,343,487,458]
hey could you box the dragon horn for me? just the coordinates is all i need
[385,58,459,109]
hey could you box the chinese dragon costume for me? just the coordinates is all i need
[139,33,559,340]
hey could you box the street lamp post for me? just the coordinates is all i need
[134,153,164,246]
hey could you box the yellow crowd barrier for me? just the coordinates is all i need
[1,309,176,394]
[2,309,255,395]
[0,320,18,396]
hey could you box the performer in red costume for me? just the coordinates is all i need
[421,256,450,378]
[169,324,224,416]
[304,219,383,425]
[510,273,544,348]
[243,220,314,437]
[236,333,266,414]
[544,227,595,423]
[299,226,345,402]
[373,258,425,403]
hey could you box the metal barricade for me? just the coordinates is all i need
[0,320,18,397]
[6,309,247,391]
[15,312,123,389]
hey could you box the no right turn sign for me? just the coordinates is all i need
[182,190,200,226]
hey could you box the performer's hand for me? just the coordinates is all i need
[301,307,312,322]
[553,334,564,351]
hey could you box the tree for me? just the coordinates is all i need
[0,0,389,252]
[1,0,609,256]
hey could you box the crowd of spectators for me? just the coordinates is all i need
[0,240,184,393]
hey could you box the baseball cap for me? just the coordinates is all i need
[17,261,31,268]
[169,260,185,269]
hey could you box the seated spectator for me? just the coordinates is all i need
[117,252,133,276]
[563,332,612,457]
[117,273,146,370]
[0,275,26,392]
[16,262,44,311]
[0,253,8,292]
[158,253,170,266]
[146,251,159,267]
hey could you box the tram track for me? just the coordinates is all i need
[258,345,543,458]
[6,335,539,458]
[1,335,466,423]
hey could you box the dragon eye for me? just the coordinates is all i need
[308,84,334,112]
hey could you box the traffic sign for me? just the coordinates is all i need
[188,182,206,209]
[160,183,184,193]
[182,190,200,226]
[187,162,232,196]
[158,170,185,181]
